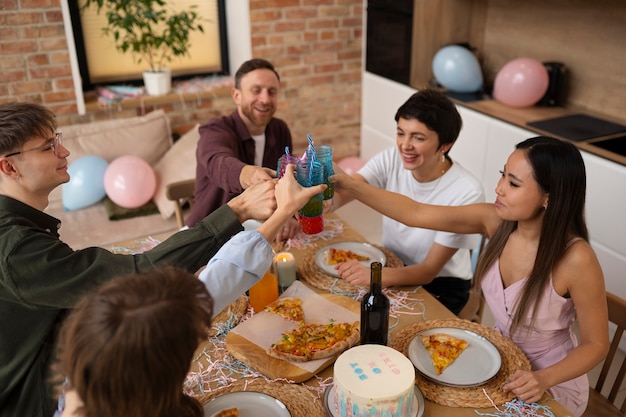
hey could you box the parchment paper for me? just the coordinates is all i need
[229,281,359,372]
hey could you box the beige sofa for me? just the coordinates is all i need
[44,110,199,250]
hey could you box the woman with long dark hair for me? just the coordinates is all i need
[332,136,608,416]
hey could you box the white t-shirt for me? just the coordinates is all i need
[358,146,485,280]
[252,134,266,166]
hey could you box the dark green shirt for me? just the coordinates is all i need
[0,195,243,417]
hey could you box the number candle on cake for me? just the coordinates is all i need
[332,344,416,417]
[360,261,389,345]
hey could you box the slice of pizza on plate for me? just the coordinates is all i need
[267,320,360,362]
[210,407,239,417]
[420,333,469,375]
[326,247,370,265]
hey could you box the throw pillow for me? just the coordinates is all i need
[153,124,200,219]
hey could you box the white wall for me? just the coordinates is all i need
[225,0,252,73]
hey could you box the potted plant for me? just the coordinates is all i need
[81,0,204,96]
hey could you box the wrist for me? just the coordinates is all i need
[227,196,249,224]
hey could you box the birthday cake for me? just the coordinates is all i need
[332,345,416,417]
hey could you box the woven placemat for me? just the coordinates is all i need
[198,379,325,417]
[208,295,248,337]
[298,243,404,293]
[390,318,531,408]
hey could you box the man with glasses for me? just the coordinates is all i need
[0,101,287,417]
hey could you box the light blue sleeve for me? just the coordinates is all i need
[198,231,273,317]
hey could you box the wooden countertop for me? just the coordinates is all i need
[453,98,626,167]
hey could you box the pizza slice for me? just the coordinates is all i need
[264,297,305,325]
[326,247,371,265]
[420,333,469,375]
[267,321,360,362]
[210,408,239,417]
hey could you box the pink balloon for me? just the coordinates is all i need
[337,156,365,176]
[104,155,157,208]
[493,58,549,108]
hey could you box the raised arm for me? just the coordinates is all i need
[331,168,500,238]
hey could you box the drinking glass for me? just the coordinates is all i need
[295,160,324,234]
[276,154,300,178]
[248,266,279,312]
[316,145,334,200]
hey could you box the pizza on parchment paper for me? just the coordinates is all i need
[264,297,305,326]
[267,321,360,362]
[420,333,469,375]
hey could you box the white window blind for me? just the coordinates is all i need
[76,0,224,85]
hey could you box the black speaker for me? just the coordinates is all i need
[538,62,566,107]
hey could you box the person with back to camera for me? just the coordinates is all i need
[53,163,325,417]
[53,267,214,417]
[0,101,323,417]
[331,136,609,416]
[186,58,299,242]
[327,89,485,314]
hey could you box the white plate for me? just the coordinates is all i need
[323,384,424,417]
[203,391,290,417]
[314,242,386,277]
[408,327,502,387]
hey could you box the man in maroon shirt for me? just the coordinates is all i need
[186,58,298,241]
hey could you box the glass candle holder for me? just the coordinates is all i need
[275,251,297,293]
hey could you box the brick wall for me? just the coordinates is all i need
[0,0,363,158]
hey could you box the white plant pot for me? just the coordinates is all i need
[142,69,171,96]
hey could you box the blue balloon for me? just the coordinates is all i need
[432,45,483,93]
[62,155,109,211]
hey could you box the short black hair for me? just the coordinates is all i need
[394,89,462,150]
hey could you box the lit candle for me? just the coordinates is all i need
[275,252,297,292]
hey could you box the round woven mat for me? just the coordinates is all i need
[298,243,404,293]
[390,318,531,408]
[198,379,325,417]
[208,295,248,337]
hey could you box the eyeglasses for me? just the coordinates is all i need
[4,132,63,158]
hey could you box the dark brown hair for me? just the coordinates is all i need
[474,136,588,334]
[54,266,214,417]
[0,102,57,156]
[234,58,280,89]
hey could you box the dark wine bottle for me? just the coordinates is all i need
[360,261,389,345]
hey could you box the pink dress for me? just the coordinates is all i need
[481,258,589,416]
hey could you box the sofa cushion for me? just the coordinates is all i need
[51,110,173,204]
[153,124,200,219]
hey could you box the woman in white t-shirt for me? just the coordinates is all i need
[329,89,484,313]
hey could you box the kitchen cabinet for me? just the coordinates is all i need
[481,119,535,203]
[450,106,490,187]
[582,152,626,299]
[360,72,416,160]
[362,71,626,299]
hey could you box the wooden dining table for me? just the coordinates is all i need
[112,214,575,417]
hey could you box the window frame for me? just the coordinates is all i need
[66,0,230,92]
